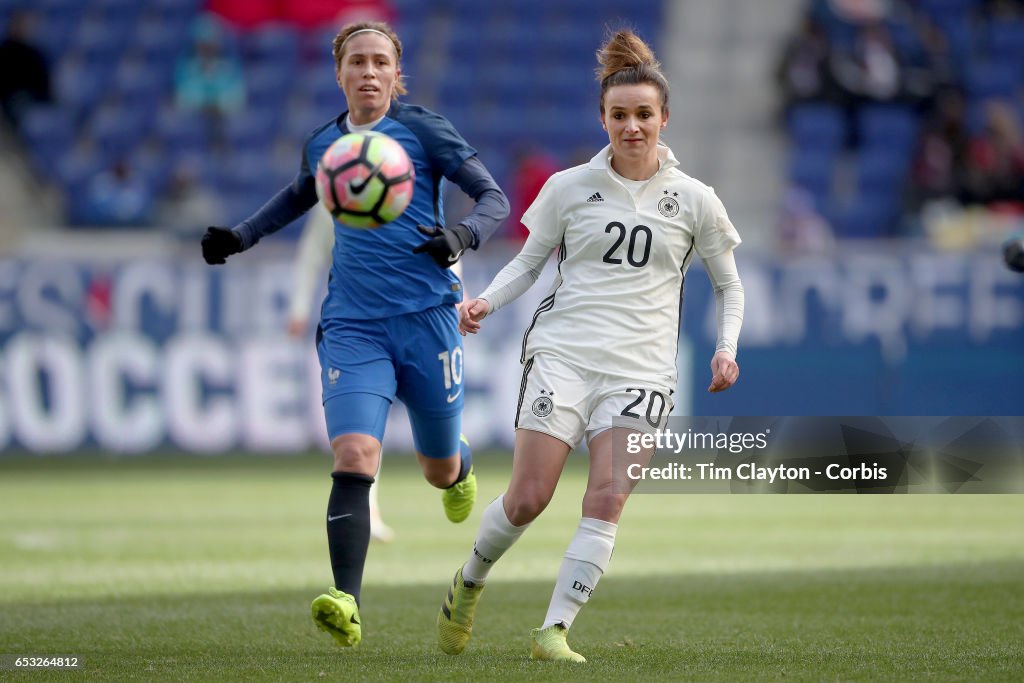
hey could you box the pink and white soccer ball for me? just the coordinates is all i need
[315,131,415,229]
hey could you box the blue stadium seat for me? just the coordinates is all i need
[854,149,910,197]
[282,106,332,148]
[475,64,536,104]
[88,105,149,158]
[131,144,175,193]
[241,24,300,66]
[298,67,344,110]
[34,12,79,62]
[222,109,281,150]
[133,16,188,65]
[167,150,216,187]
[535,65,595,103]
[918,0,980,21]
[113,59,171,112]
[19,105,76,168]
[154,107,210,154]
[55,147,108,189]
[857,105,919,153]
[90,0,143,19]
[440,104,475,139]
[986,20,1024,63]
[886,16,926,63]
[246,63,295,110]
[74,16,127,65]
[214,150,280,197]
[300,25,338,65]
[965,61,1020,100]
[788,150,836,204]
[36,0,83,13]
[788,104,847,153]
[54,60,111,118]
[810,0,859,50]
[824,196,901,239]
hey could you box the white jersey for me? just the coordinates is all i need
[517,144,741,391]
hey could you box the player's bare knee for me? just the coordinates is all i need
[504,487,552,525]
[331,436,378,476]
[420,455,459,488]
[423,466,457,488]
[581,486,627,522]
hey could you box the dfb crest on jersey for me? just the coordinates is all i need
[658,192,680,218]
[532,389,554,417]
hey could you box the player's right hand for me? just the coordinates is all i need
[201,226,242,265]
[708,351,739,393]
[458,298,490,335]
[286,317,308,339]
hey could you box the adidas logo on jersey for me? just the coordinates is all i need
[586,192,604,203]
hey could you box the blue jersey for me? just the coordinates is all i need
[300,102,475,320]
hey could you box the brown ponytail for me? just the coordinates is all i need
[596,30,668,114]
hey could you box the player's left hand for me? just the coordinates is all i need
[708,351,739,393]
[412,224,474,268]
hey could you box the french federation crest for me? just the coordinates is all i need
[658,194,680,218]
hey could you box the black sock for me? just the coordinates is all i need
[326,471,373,605]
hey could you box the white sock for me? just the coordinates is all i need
[541,517,617,629]
[461,495,529,584]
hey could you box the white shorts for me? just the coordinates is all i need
[515,353,675,448]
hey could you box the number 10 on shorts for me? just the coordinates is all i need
[437,348,463,390]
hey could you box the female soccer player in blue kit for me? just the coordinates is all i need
[200,21,509,647]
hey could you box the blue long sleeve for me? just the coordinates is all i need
[448,156,509,249]
[234,175,320,250]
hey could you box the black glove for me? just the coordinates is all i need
[412,224,474,268]
[1004,233,1024,273]
[201,227,243,265]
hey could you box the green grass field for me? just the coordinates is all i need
[1,452,1022,681]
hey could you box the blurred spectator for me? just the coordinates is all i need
[209,0,394,29]
[77,159,154,227]
[281,0,395,28]
[155,160,225,237]
[175,16,245,126]
[206,0,278,29]
[981,0,1024,20]
[911,89,969,207]
[961,101,1024,207]
[0,10,51,130]
[831,23,906,104]
[507,147,560,241]
[776,15,840,109]
[903,17,958,107]
[779,186,835,252]
[828,0,888,23]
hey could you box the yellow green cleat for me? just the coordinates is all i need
[530,624,586,663]
[311,587,361,647]
[442,464,476,523]
[437,566,485,655]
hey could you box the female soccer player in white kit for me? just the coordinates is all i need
[436,30,745,662]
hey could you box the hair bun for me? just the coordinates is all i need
[596,30,660,83]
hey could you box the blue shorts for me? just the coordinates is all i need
[316,305,464,459]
